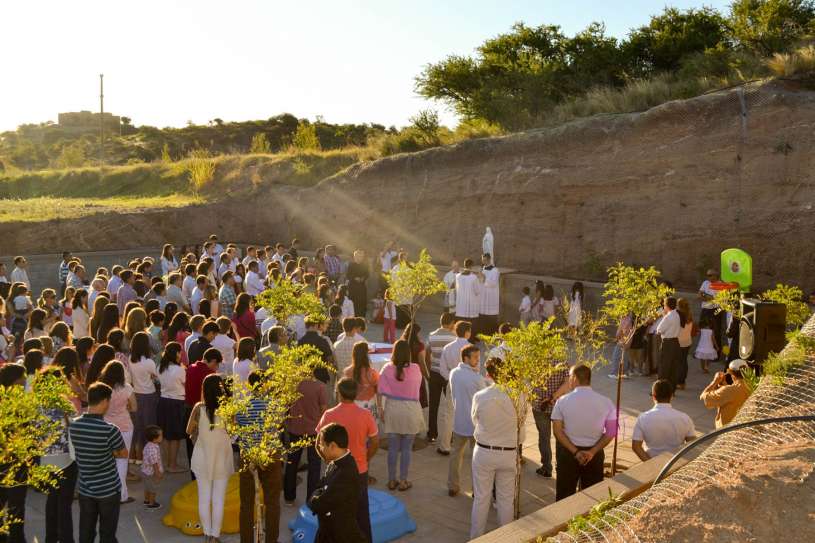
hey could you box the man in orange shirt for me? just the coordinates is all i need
[316,378,379,542]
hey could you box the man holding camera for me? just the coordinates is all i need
[700,359,751,428]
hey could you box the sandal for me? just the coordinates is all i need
[387,480,399,491]
[397,480,412,491]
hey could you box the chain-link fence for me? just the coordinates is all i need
[549,314,815,542]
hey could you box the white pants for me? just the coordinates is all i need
[469,445,515,540]
[197,477,229,537]
[437,385,454,451]
[117,430,133,502]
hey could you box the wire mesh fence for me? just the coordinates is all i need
[549,314,815,543]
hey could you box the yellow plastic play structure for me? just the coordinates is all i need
[162,474,242,535]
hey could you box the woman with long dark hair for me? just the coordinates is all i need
[129,331,158,462]
[335,284,355,321]
[71,289,90,338]
[157,342,186,472]
[231,293,256,340]
[676,298,695,390]
[84,343,115,388]
[100,360,136,504]
[377,339,424,491]
[167,312,191,365]
[24,308,47,341]
[343,341,381,419]
[161,244,179,277]
[96,303,120,344]
[567,281,584,329]
[187,374,234,542]
[89,294,109,340]
[400,322,429,408]
[52,347,84,413]
[74,335,95,391]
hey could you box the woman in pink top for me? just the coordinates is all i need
[100,360,136,503]
[231,293,258,340]
[377,339,424,491]
[343,342,382,419]
[167,312,191,366]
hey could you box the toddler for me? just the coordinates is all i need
[383,289,396,343]
[518,286,532,325]
[141,425,164,509]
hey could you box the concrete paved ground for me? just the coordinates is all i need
[23,312,719,543]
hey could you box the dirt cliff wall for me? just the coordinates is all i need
[3,81,815,289]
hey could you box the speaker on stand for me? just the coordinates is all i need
[738,298,787,369]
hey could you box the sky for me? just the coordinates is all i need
[0,0,732,132]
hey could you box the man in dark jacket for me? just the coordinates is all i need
[308,423,365,543]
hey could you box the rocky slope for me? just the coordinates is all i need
[3,80,815,289]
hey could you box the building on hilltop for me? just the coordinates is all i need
[58,111,121,133]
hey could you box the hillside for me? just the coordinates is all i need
[2,79,815,289]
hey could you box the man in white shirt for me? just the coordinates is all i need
[656,296,681,389]
[208,234,224,256]
[333,319,361,375]
[427,313,457,446]
[270,243,287,266]
[166,272,190,313]
[447,344,486,497]
[454,259,480,327]
[190,275,208,315]
[632,379,695,461]
[181,264,197,301]
[442,261,459,314]
[10,256,30,289]
[478,253,500,337]
[242,246,258,269]
[437,322,473,454]
[551,364,616,501]
[210,317,237,374]
[244,261,265,297]
[469,357,519,539]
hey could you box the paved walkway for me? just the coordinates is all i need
[24,313,719,543]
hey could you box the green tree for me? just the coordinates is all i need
[291,121,321,151]
[385,249,446,325]
[160,143,172,163]
[255,278,325,327]
[730,0,815,54]
[408,109,441,146]
[561,298,610,369]
[416,22,629,129]
[601,263,674,474]
[217,345,328,542]
[0,371,74,533]
[250,132,272,154]
[625,7,731,75]
[481,321,568,520]
[54,141,87,169]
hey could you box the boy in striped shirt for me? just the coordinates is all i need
[69,382,129,543]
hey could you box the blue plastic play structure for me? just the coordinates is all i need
[289,489,417,543]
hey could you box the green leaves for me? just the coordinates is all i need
[602,263,673,334]
[761,283,811,330]
[217,344,331,468]
[0,371,75,532]
[481,319,569,408]
[385,249,446,319]
[255,278,325,325]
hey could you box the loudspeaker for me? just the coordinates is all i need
[739,298,787,364]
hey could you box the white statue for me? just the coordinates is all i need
[482,226,494,263]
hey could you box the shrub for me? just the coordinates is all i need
[250,132,272,154]
[185,149,215,192]
[291,122,321,151]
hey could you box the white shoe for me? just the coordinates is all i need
[608,374,619,379]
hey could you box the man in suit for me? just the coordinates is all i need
[308,423,366,543]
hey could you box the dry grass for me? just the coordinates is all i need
[0,195,203,223]
[767,45,815,77]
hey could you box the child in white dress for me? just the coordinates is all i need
[694,315,719,373]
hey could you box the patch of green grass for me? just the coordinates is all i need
[0,195,203,223]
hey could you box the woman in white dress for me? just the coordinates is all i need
[160,244,179,278]
[71,289,90,339]
[567,282,583,329]
[187,374,234,543]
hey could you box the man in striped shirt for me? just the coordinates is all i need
[427,312,456,447]
[69,382,128,543]
[236,372,282,543]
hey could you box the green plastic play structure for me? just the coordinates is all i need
[720,248,752,292]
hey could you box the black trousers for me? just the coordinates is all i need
[555,443,605,501]
[283,434,321,502]
[45,462,77,543]
[658,338,681,389]
[0,484,27,543]
[677,346,690,386]
[427,371,447,440]
[78,493,120,543]
[357,472,372,543]
[183,404,196,480]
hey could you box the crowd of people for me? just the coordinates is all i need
[0,237,774,543]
